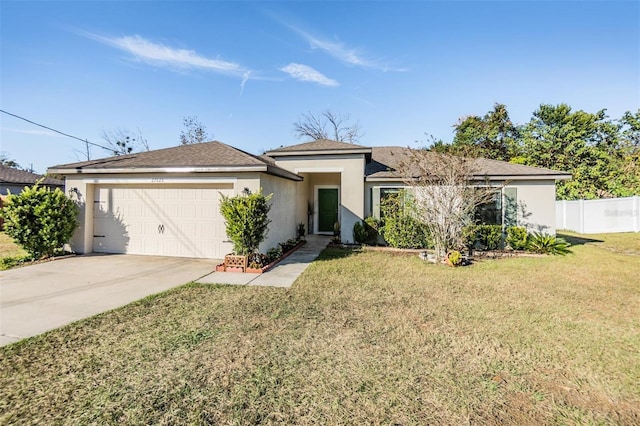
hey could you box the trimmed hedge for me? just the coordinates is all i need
[463,224,503,251]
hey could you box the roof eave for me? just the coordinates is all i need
[265,165,303,181]
[266,148,372,157]
[365,176,404,182]
[471,174,573,181]
[366,174,573,182]
[48,165,271,175]
[48,165,304,182]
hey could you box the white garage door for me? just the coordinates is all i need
[93,185,233,259]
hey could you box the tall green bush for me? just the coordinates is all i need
[219,189,272,255]
[379,192,431,249]
[1,184,79,259]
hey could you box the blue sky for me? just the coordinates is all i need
[1,1,638,174]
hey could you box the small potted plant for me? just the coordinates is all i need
[445,250,463,267]
[297,222,305,239]
[333,220,340,237]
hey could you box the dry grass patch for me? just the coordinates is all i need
[1,233,639,424]
[0,231,26,259]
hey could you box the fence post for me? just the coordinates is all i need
[633,195,640,232]
[579,199,585,234]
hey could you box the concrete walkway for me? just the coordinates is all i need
[0,254,214,346]
[197,234,330,288]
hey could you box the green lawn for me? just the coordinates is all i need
[0,232,26,259]
[0,232,28,270]
[1,233,639,424]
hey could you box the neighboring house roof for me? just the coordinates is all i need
[265,139,372,156]
[365,146,571,181]
[0,164,64,187]
[48,141,302,181]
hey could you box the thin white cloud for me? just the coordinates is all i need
[275,18,405,72]
[240,71,251,95]
[82,32,250,78]
[307,34,371,68]
[2,127,63,137]
[280,63,339,87]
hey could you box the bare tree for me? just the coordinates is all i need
[293,110,361,143]
[180,116,211,145]
[135,128,150,151]
[101,128,150,156]
[394,148,499,260]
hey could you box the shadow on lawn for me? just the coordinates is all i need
[314,246,361,262]
[557,233,604,247]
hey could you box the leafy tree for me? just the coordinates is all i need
[0,153,20,168]
[293,110,361,143]
[1,184,79,259]
[101,128,150,156]
[521,104,620,199]
[180,116,211,145]
[452,103,520,161]
[609,110,640,196]
[219,189,272,255]
[620,110,640,148]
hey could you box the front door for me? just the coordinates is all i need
[318,188,339,233]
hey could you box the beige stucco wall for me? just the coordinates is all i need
[507,180,558,234]
[272,155,365,242]
[259,173,303,252]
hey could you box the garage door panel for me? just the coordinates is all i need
[93,185,231,258]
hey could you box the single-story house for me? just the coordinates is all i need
[48,140,571,259]
[0,164,64,195]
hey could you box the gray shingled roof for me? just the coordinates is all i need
[0,165,64,186]
[266,139,371,154]
[365,147,571,180]
[49,141,302,181]
[47,141,569,182]
[50,141,268,169]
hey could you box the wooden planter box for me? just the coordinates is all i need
[215,241,306,274]
[223,254,248,272]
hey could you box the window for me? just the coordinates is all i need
[473,187,518,226]
[370,186,404,219]
[371,185,518,227]
[474,190,502,225]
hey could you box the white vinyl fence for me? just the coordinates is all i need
[556,196,640,234]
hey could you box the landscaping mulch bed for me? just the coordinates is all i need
[216,240,307,274]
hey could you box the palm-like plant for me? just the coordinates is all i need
[527,232,572,255]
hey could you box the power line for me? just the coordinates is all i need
[0,109,112,151]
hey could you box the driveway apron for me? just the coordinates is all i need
[0,254,214,346]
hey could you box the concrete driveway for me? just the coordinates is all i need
[0,254,215,347]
